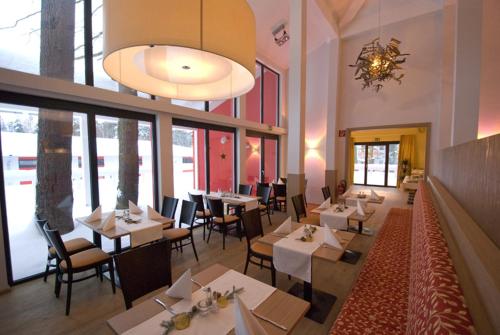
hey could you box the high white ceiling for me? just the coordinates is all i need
[247,0,443,71]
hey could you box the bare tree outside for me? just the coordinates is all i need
[116,84,139,209]
[35,0,75,233]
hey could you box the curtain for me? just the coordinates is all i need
[397,135,416,187]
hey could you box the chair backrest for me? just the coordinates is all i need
[179,200,198,229]
[260,186,272,205]
[35,218,51,247]
[256,183,269,197]
[241,208,264,247]
[114,239,172,309]
[161,196,179,219]
[273,183,287,197]
[321,186,331,200]
[206,198,224,218]
[291,194,307,221]
[43,223,70,265]
[188,193,205,212]
[238,184,252,196]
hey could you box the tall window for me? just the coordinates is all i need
[245,131,279,192]
[353,142,399,187]
[245,62,280,126]
[0,96,158,283]
[172,120,236,200]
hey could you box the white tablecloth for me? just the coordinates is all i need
[273,226,329,283]
[123,270,276,335]
[209,193,259,211]
[116,212,163,248]
[319,205,356,230]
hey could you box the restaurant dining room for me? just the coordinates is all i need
[0,0,498,334]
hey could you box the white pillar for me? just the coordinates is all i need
[452,0,482,145]
[325,39,341,199]
[157,113,174,199]
[286,0,307,215]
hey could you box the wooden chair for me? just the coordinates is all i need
[257,182,274,213]
[238,184,253,195]
[43,224,115,315]
[206,198,241,250]
[272,183,287,211]
[162,200,199,261]
[189,193,211,240]
[241,208,276,287]
[35,218,94,282]
[291,194,320,226]
[227,184,253,214]
[114,239,172,309]
[258,186,272,225]
[161,196,179,223]
[321,186,331,201]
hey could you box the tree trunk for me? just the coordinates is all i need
[116,85,139,209]
[36,0,75,233]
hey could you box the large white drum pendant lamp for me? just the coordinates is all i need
[103,0,256,100]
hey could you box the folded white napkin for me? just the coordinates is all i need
[318,197,331,209]
[234,295,268,335]
[274,217,293,235]
[370,189,380,200]
[277,178,284,185]
[356,200,365,216]
[324,228,343,250]
[101,212,116,231]
[147,206,163,220]
[85,206,102,223]
[166,269,192,300]
[128,200,143,214]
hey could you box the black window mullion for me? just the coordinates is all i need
[83,0,94,86]
[384,144,389,187]
[151,119,160,210]
[0,133,14,286]
[205,129,210,193]
[364,145,368,185]
[260,64,264,123]
[260,137,265,181]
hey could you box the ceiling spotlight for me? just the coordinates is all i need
[272,23,289,47]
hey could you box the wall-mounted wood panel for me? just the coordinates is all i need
[435,134,500,247]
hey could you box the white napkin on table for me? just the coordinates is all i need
[370,189,380,200]
[274,217,293,235]
[166,269,192,300]
[100,212,116,231]
[85,206,102,223]
[356,200,365,216]
[128,200,143,214]
[234,295,269,335]
[277,178,284,185]
[318,197,331,209]
[324,228,343,250]
[147,206,163,220]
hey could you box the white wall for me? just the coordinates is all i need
[336,11,444,179]
[304,43,330,204]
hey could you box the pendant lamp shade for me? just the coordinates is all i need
[103,0,256,100]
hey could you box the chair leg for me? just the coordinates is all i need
[260,258,263,269]
[288,274,292,280]
[191,237,199,262]
[222,225,226,250]
[108,260,116,294]
[202,217,206,240]
[65,272,73,316]
[207,222,213,243]
[267,209,272,226]
[244,253,250,274]
[54,266,62,298]
[44,260,50,282]
[99,265,103,282]
[271,264,276,287]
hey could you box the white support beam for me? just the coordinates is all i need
[339,0,367,30]
[314,0,340,38]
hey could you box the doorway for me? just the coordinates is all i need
[353,142,399,187]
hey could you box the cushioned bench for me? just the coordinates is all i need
[330,182,475,334]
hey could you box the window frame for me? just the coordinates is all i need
[0,90,160,285]
[352,141,400,188]
[245,130,280,183]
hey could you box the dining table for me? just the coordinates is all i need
[76,210,175,254]
[312,204,375,235]
[107,263,310,335]
[258,224,356,324]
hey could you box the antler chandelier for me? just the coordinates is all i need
[349,0,409,92]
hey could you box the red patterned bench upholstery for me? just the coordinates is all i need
[331,182,475,334]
